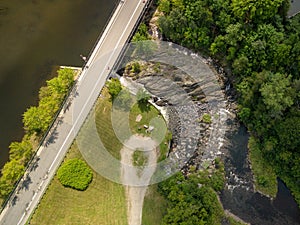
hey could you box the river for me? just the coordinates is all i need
[0,0,118,168]
[220,123,300,225]
[1,1,299,224]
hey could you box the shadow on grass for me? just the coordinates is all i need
[138,102,150,113]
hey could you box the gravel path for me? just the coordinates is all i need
[120,135,157,225]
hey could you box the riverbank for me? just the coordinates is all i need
[135,1,300,224]
[0,0,119,169]
[0,67,78,207]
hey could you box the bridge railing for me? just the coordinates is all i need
[0,0,153,215]
[112,0,154,73]
[82,0,120,69]
[0,0,122,214]
[0,69,80,214]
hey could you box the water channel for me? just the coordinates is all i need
[0,1,299,224]
[221,124,300,225]
[0,0,118,168]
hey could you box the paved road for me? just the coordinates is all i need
[0,1,147,224]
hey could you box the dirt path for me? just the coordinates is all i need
[120,135,157,225]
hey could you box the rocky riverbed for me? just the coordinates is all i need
[119,53,300,224]
[121,57,232,178]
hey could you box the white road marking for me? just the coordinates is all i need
[15,2,143,225]
[49,1,142,172]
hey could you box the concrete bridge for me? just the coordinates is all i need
[0,1,149,224]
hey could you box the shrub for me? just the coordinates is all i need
[57,158,93,191]
[202,113,212,123]
[131,61,141,73]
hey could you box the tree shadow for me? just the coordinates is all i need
[44,128,59,147]
[138,102,150,113]
[29,157,40,172]
[10,195,18,206]
[21,174,32,191]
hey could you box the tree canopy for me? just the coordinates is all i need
[106,78,122,100]
[158,0,300,204]
[158,162,225,225]
[23,68,75,135]
[0,68,76,200]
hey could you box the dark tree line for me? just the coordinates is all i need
[158,0,300,205]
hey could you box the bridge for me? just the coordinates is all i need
[0,0,148,224]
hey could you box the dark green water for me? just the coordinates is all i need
[0,0,118,168]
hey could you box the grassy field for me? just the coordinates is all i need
[142,184,167,225]
[132,150,148,167]
[248,137,277,198]
[28,144,127,225]
[28,86,171,224]
[95,88,123,160]
[129,102,161,136]
[129,102,170,162]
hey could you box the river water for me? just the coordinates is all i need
[220,123,300,225]
[0,1,299,224]
[0,0,118,168]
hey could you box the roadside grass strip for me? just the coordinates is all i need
[142,184,167,225]
[29,145,127,225]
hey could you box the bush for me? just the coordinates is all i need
[202,113,212,123]
[57,158,93,191]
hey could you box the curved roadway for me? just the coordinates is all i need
[0,0,147,224]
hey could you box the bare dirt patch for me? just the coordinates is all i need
[120,135,157,225]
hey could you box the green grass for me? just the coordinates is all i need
[248,137,277,198]
[129,102,162,136]
[158,131,171,162]
[95,88,169,161]
[129,101,170,162]
[28,87,171,225]
[95,88,123,160]
[142,184,167,225]
[28,144,127,225]
[132,149,148,167]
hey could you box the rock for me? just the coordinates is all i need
[136,114,142,122]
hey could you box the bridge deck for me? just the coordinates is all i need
[0,1,147,224]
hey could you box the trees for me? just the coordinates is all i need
[132,23,150,42]
[157,0,300,205]
[106,78,132,110]
[57,158,93,191]
[115,89,132,110]
[0,160,25,198]
[23,68,75,135]
[106,78,122,100]
[231,0,285,24]
[23,106,49,135]
[47,68,75,101]
[136,89,150,104]
[1,68,76,201]
[259,72,294,117]
[9,140,33,165]
[158,166,225,225]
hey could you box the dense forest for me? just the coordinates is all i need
[158,159,226,224]
[157,0,300,204]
